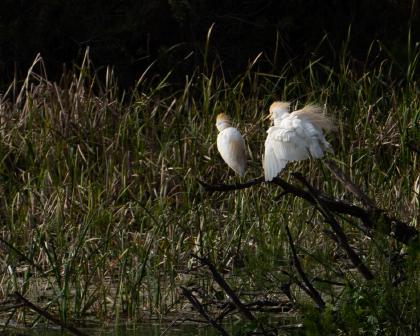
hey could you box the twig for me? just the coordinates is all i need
[191,254,256,322]
[285,226,326,309]
[324,160,376,209]
[198,177,418,245]
[312,277,346,287]
[158,311,190,336]
[216,299,292,320]
[1,307,18,334]
[198,177,264,192]
[180,286,230,336]
[0,303,25,312]
[199,176,368,218]
[0,237,44,273]
[279,282,294,304]
[323,161,418,244]
[279,270,317,304]
[13,292,88,336]
[292,173,374,281]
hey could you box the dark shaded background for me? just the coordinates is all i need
[0,0,418,87]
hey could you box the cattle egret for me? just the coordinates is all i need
[216,113,247,177]
[263,102,334,181]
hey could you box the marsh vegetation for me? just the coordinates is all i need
[0,37,419,335]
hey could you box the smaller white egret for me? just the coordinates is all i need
[263,102,334,181]
[216,113,247,177]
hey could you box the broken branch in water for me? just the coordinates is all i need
[180,286,230,336]
[13,292,88,336]
[191,253,256,322]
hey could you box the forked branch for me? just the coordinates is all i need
[285,226,326,308]
[198,175,418,245]
[180,286,230,336]
[191,254,256,322]
[292,173,374,281]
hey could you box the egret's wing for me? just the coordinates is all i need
[228,133,247,175]
[217,128,247,176]
[263,110,334,181]
[263,135,288,181]
[295,116,333,157]
[263,119,316,181]
[270,122,309,161]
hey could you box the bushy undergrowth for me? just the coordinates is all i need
[0,44,418,335]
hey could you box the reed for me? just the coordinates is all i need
[0,37,418,335]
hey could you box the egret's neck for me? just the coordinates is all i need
[273,118,282,126]
[216,121,230,132]
[272,111,288,126]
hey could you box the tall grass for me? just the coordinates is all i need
[0,40,418,335]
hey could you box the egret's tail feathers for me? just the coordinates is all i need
[309,142,324,158]
[324,142,334,154]
[319,136,334,154]
[234,164,246,177]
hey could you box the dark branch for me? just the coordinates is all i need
[180,286,230,336]
[191,254,256,322]
[198,177,264,192]
[14,292,88,336]
[292,173,374,281]
[324,160,376,209]
[0,237,44,273]
[285,226,326,309]
[198,175,418,245]
[198,176,368,218]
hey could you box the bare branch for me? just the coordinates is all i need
[198,177,264,192]
[324,160,376,209]
[14,292,88,336]
[292,173,374,281]
[180,286,230,336]
[198,175,418,245]
[285,226,326,309]
[191,254,256,322]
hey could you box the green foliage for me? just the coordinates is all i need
[302,242,420,335]
[0,38,418,334]
[302,305,336,336]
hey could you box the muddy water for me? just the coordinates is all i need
[5,322,221,335]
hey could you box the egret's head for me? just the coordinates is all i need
[216,113,231,131]
[269,101,290,120]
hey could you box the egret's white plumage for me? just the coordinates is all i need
[263,102,334,181]
[216,113,247,177]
